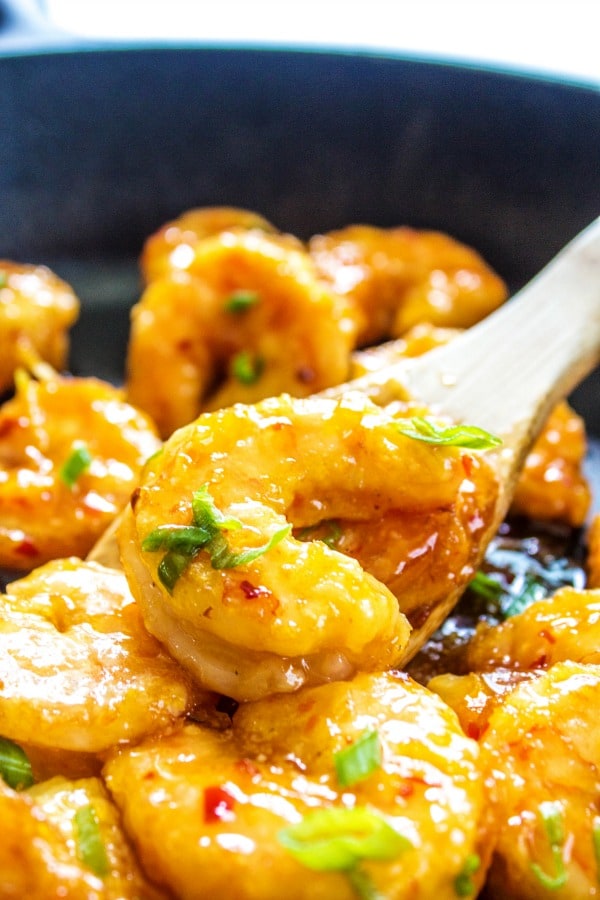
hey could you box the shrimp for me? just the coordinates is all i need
[353,325,592,526]
[586,515,600,588]
[119,392,499,701]
[309,224,508,346]
[139,205,282,283]
[0,558,205,752]
[104,670,491,900]
[510,401,591,526]
[0,773,167,898]
[0,361,160,569]
[478,662,600,898]
[458,586,600,673]
[125,231,356,437]
[0,260,79,395]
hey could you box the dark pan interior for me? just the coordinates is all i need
[0,47,599,434]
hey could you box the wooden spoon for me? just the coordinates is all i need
[90,217,600,659]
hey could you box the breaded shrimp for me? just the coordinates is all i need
[0,773,167,898]
[510,401,591,527]
[460,586,600,673]
[478,662,600,898]
[104,671,491,900]
[126,231,356,437]
[0,558,203,752]
[353,325,592,526]
[0,260,79,394]
[309,224,508,346]
[586,515,600,588]
[0,363,160,568]
[139,205,281,283]
[119,392,499,701]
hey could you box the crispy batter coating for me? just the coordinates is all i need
[139,205,282,283]
[0,774,167,898]
[0,261,79,395]
[0,368,160,568]
[510,401,591,526]
[480,663,600,898]
[120,393,498,700]
[104,671,491,900]
[309,225,507,346]
[0,558,203,752]
[586,515,600,588]
[127,231,356,437]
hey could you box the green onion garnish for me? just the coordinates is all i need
[592,817,600,884]
[502,575,547,618]
[297,519,342,549]
[60,444,92,488]
[454,853,481,897]
[74,804,110,878]
[347,866,384,900]
[0,737,34,790]
[231,350,264,385]
[143,483,290,592]
[394,417,501,450]
[278,806,410,872]
[224,290,260,313]
[530,801,568,890]
[0,272,7,289]
[335,730,381,788]
[468,570,503,602]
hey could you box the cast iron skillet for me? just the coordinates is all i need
[0,7,599,452]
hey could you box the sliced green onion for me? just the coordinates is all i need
[468,570,503,602]
[145,483,291,591]
[0,737,34,790]
[347,866,384,900]
[60,444,92,488]
[224,290,260,313]
[530,801,568,891]
[277,806,410,872]
[157,549,197,593]
[297,519,343,549]
[191,484,243,532]
[454,853,481,897]
[502,576,546,619]
[335,730,381,788]
[231,350,264,385]
[592,817,600,884]
[0,272,7,289]
[208,524,291,570]
[142,524,213,553]
[74,804,110,878]
[394,417,502,450]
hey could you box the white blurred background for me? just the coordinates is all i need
[39,0,600,86]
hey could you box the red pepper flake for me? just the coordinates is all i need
[539,628,557,644]
[235,758,259,778]
[240,579,268,600]
[204,785,236,824]
[16,537,39,558]
[461,454,474,477]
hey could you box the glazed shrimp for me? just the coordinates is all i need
[125,231,356,437]
[0,558,204,752]
[104,670,491,900]
[0,361,160,569]
[455,586,600,674]
[139,205,283,283]
[119,392,499,701]
[353,324,592,526]
[309,224,508,347]
[0,260,79,395]
[477,662,600,898]
[0,773,167,898]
